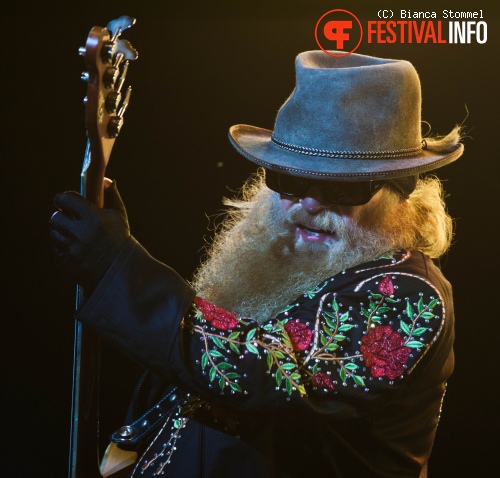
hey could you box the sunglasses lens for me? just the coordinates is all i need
[265,170,381,206]
[265,170,306,197]
[322,181,378,205]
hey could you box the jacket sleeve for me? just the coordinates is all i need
[76,239,452,416]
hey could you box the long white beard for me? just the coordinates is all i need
[191,185,403,323]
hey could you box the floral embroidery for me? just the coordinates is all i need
[311,372,335,390]
[187,262,443,399]
[193,296,239,330]
[284,320,312,351]
[378,275,394,296]
[360,325,411,380]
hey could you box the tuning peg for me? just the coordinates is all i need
[115,61,130,94]
[105,90,121,113]
[115,39,138,61]
[107,16,136,40]
[101,41,117,64]
[107,116,124,138]
[81,72,89,81]
[78,46,86,56]
[103,66,119,89]
[117,86,132,118]
[107,86,132,138]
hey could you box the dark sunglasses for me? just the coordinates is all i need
[265,170,384,206]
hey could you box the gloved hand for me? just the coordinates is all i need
[49,180,130,293]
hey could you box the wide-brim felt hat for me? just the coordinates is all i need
[229,51,463,181]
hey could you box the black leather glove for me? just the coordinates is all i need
[49,180,130,293]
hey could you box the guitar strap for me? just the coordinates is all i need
[100,385,189,476]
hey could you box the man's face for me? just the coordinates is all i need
[279,184,386,246]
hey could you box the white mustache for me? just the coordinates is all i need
[284,203,347,235]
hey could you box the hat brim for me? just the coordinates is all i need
[229,125,463,181]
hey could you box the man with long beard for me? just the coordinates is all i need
[50,51,463,477]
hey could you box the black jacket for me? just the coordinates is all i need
[77,238,454,477]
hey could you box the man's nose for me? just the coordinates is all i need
[299,186,328,214]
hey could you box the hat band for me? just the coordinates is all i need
[271,135,423,159]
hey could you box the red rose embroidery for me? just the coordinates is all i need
[284,320,312,352]
[311,372,335,390]
[193,296,239,330]
[378,276,394,296]
[360,325,411,380]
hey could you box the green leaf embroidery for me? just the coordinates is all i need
[417,297,424,313]
[332,296,339,312]
[209,367,217,382]
[406,300,415,319]
[277,304,296,315]
[324,313,336,329]
[208,350,224,358]
[412,327,428,336]
[246,343,259,354]
[353,375,365,386]
[340,368,346,382]
[267,352,274,370]
[246,329,256,341]
[406,340,425,348]
[338,324,354,332]
[322,323,334,337]
[201,353,208,370]
[344,362,358,371]
[212,336,226,350]
[421,312,435,320]
[225,372,240,379]
[276,369,283,386]
[377,306,392,313]
[339,312,350,323]
[400,320,411,336]
[217,362,232,370]
[230,382,242,392]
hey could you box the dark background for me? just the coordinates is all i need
[2,1,498,476]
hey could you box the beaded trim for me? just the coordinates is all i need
[271,135,423,159]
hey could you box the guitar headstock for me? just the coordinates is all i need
[80,16,138,207]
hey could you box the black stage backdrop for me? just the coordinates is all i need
[1,1,498,476]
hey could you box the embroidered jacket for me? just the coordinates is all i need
[77,237,454,478]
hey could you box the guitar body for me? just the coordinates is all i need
[69,17,138,478]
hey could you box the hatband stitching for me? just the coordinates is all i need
[271,135,422,159]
